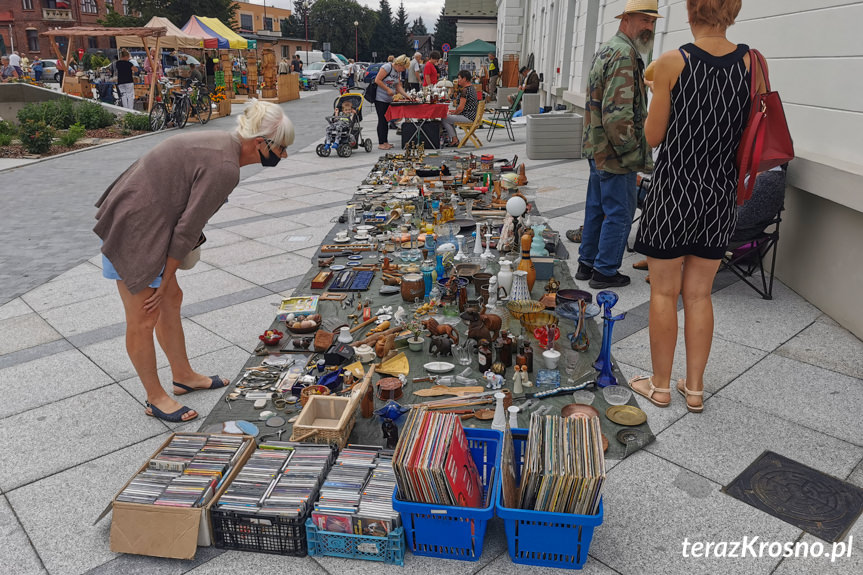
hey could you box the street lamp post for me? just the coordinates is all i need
[303,1,310,65]
[354,21,358,62]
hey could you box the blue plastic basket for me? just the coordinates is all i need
[392,427,502,561]
[305,519,406,565]
[495,429,604,569]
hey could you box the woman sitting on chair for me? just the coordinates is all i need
[442,70,478,147]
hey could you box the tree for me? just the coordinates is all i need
[374,0,395,59]
[393,1,410,55]
[128,0,238,30]
[97,8,145,28]
[410,17,427,36]
[433,7,457,51]
[309,0,377,60]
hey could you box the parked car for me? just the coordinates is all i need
[342,61,370,82]
[39,59,59,82]
[302,61,343,85]
[363,62,384,85]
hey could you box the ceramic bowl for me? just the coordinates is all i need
[506,299,544,320]
[520,311,559,334]
[602,385,633,406]
[556,289,593,307]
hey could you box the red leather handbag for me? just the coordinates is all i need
[736,49,794,205]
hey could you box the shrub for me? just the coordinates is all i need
[0,120,15,136]
[19,120,55,155]
[0,133,12,147]
[122,112,151,132]
[59,122,86,147]
[74,100,115,129]
[17,99,76,129]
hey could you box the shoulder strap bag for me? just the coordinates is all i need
[736,49,794,205]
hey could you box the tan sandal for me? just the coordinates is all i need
[677,379,704,413]
[628,375,671,408]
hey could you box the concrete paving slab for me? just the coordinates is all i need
[222,252,312,286]
[39,293,126,338]
[0,495,47,575]
[6,434,169,575]
[47,261,102,283]
[172,268,261,304]
[717,354,863,446]
[189,551,327,575]
[222,216,309,240]
[0,349,114,419]
[613,326,768,394]
[476,539,620,574]
[255,225,336,253]
[189,295,284,353]
[311,518,509,575]
[82,546,224,575]
[196,228,246,250]
[0,385,166,491]
[645,395,863,486]
[21,267,116,313]
[774,320,863,380]
[118,345,252,427]
[242,197,319,214]
[710,281,822,352]
[616,362,706,436]
[0,313,63,355]
[589,451,799,575]
[0,297,33,321]
[80,319,234,382]
[224,189,280,207]
[206,205,262,226]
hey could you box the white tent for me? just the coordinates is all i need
[116,16,206,50]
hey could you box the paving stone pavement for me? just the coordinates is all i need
[0,93,860,575]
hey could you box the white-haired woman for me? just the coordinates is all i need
[94,101,294,422]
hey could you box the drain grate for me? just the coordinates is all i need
[722,451,863,542]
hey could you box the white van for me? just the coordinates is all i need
[295,50,343,67]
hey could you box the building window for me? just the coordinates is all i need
[23,0,34,10]
[240,14,253,31]
[122,0,129,15]
[282,46,290,58]
[81,0,97,14]
[264,17,273,31]
[27,30,39,51]
[88,36,98,49]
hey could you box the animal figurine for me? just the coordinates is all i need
[460,310,502,343]
[483,370,504,390]
[429,334,454,357]
[382,418,399,449]
[422,317,459,345]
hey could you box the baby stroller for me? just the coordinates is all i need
[316,92,373,158]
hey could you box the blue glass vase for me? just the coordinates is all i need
[593,290,626,387]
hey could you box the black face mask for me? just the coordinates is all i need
[259,141,282,167]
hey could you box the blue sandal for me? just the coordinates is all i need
[146,401,198,423]
[172,375,228,395]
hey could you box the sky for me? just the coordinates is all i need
[251,1,443,33]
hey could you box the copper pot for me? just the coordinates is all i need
[401,273,424,302]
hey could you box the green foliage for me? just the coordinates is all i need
[19,121,55,155]
[375,0,396,58]
[434,7,457,51]
[74,101,116,129]
[309,0,378,60]
[97,7,145,27]
[59,122,86,147]
[411,17,428,36]
[393,1,410,54]
[17,99,76,129]
[128,0,238,29]
[122,113,152,132]
[90,54,111,70]
[0,120,15,137]
[0,133,12,147]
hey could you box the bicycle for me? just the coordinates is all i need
[187,80,212,125]
[148,78,191,131]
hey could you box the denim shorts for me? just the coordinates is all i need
[101,253,162,289]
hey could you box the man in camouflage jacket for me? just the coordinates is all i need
[574,3,659,289]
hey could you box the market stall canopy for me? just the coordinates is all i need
[40,26,167,40]
[182,16,247,50]
[116,17,207,50]
[445,38,498,80]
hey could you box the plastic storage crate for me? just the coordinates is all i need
[392,427,502,561]
[211,509,309,556]
[495,429,604,569]
[305,519,406,565]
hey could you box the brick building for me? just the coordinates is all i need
[0,0,129,59]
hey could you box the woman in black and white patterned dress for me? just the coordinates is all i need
[442,70,478,146]
[630,0,765,413]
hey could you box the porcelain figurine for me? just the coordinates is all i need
[484,370,504,390]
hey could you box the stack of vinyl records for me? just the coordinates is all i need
[392,409,485,508]
[517,413,606,515]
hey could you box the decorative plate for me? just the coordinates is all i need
[424,361,455,374]
[606,405,648,426]
[329,264,346,271]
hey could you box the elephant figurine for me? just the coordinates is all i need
[483,370,504,390]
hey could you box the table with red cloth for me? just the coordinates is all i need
[384,102,449,121]
[385,103,450,148]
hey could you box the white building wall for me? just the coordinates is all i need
[456,20,498,45]
[496,0,524,55]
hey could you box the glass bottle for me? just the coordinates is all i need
[421,258,434,297]
[495,332,512,367]
[435,253,446,281]
[477,339,492,372]
[523,341,534,373]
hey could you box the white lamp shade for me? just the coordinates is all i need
[506,196,527,217]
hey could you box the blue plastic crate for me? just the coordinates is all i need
[392,427,502,561]
[305,519,405,565]
[495,429,604,569]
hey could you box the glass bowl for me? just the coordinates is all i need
[602,385,633,406]
[572,390,595,405]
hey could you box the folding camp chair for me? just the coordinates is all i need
[720,206,783,300]
[455,100,486,149]
[486,90,523,142]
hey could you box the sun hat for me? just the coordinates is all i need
[615,0,662,19]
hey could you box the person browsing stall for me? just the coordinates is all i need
[442,70,479,147]
[113,49,139,109]
[629,0,763,413]
[423,51,441,87]
[373,54,412,150]
[93,101,294,424]
[0,56,20,82]
[407,52,423,91]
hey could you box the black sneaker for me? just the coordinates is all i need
[589,271,631,289]
[575,262,593,281]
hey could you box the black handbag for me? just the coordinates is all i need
[364,82,377,103]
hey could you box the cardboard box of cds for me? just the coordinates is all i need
[107,432,256,560]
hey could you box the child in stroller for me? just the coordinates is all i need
[316,93,373,157]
